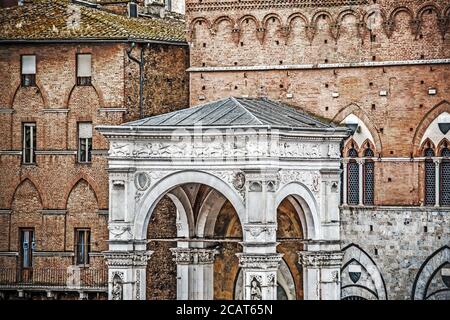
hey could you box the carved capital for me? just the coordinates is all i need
[237,253,283,269]
[298,250,344,268]
[104,250,153,267]
[171,248,218,265]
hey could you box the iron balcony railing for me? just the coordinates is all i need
[0,268,107,290]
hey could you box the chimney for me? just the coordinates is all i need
[142,0,166,18]
[128,1,138,18]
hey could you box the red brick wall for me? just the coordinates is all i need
[187,0,450,206]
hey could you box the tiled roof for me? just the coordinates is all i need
[0,0,186,43]
[125,97,339,130]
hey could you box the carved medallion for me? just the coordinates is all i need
[135,172,151,191]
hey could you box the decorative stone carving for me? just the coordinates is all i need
[104,250,153,267]
[134,172,151,191]
[211,170,246,200]
[250,276,262,300]
[328,143,341,158]
[109,138,333,160]
[279,170,321,194]
[232,171,246,190]
[298,251,344,268]
[244,223,277,240]
[135,269,141,300]
[108,224,132,240]
[171,248,217,265]
[238,253,283,269]
[111,272,124,301]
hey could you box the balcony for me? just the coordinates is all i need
[0,268,108,293]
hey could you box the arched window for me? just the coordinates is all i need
[363,148,374,205]
[347,148,359,205]
[424,148,435,206]
[440,148,450,206]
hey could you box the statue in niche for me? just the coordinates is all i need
[111,274,123,300]
[250,277,262,300]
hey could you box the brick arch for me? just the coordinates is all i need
[343,138,360,157]
[63,175,102,209]
[262,13,283,29]
[363,7,388,38]
[412,100,450,156]
[335,9,360,41]
[10,177,44,209]
[64,83,104,109]
[360,138,376,158]
[388,6,415,23]
[436,138,450,155]
[445,5,450,17]
[332,103,383,153]
[420,138,437,156]
[287,12,309,28]
[11,82,47,110]
[187,17,211,42]
[416,2,442,21]
[211,15,235,34]
[238,14,260,29]
[311,10,336,40]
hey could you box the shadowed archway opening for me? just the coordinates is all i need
[276,196,304,300]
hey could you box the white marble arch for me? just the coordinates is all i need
[133,170,246,240]
[166,187,195,238]
[275,182,320,240]
[196,188,228,238]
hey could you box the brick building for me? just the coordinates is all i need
[0,0,188,299]
[0,0,449,301]
[182,0,450,300]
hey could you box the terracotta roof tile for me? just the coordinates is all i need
[0,0,186,43]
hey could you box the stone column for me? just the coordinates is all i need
[171,248,217,300]
[434,158,441,207]
[237,252,283,300]
[104,248,152,300]
[342,159,348,205]
[357,159,364,205]
[298,250,344,300]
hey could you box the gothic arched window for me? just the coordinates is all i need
[347,148,359,205]
[440,148,450,206]
[424,148,435,206]
[363,148,374,205]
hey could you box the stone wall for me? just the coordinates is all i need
[340,206,450,300]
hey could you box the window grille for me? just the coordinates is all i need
[424,148,435,206]
[347,148,359,205]
[364,148,374,205]
[440,148,450,206]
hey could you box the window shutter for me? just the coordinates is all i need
[79,123,92,139]
[22,55,36,74]
[77,54,92,77]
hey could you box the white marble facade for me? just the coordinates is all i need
[98,116,349,300]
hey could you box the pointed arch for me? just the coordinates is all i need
[65,83,104,109]
[10,178,44,208]
[333,103,382,153]
[63,175,101,209]
[11,82,47,110]
[436,138,450,154]
[420,138,437,155]
[412,100,450,156]
[361,139,376,153]
[341,243,388,300]
[343,138,360,157]
[412,246,450,300]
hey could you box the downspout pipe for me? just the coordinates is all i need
[126,42,145,119]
